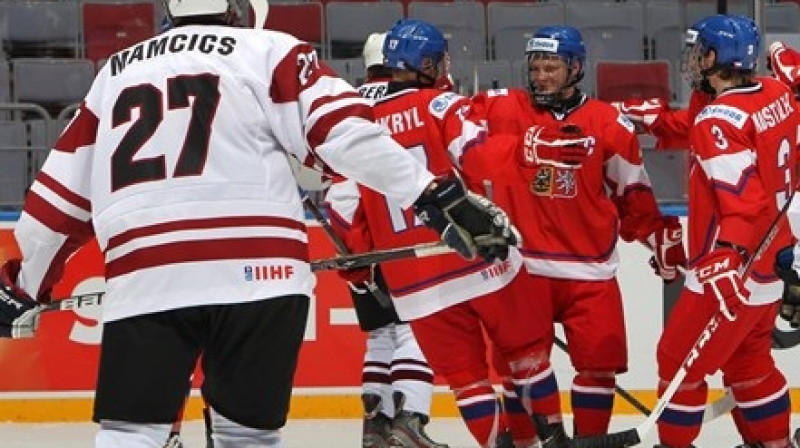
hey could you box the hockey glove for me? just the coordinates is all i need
[413,177,520,262]
[523,124,592,169]
[768,41,800,92]
[645,216,687,283]
[0,259,41,339]
[695,246,749,321]
[774,246,800,328]
[610,97,667,132]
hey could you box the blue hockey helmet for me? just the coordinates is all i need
[525,26,586,73]
[683,14,759,91]
[525,25,586,108]
[383,19,448,74]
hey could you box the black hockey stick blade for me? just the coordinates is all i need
[42,291,104,312]
[572,429,641,448]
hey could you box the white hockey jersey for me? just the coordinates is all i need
[14,25,434,322]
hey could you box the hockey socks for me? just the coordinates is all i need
[570,372,616,436]
[732,369,792,447]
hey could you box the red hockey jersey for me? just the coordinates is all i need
[683,77,800,304]
[327,87,522,321]
[467,88,663,280]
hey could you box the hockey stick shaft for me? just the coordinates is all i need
[39,241,459,312]
[574,192,796,448]
[310,241,456,271]
[301,194,392,309]
[552,337,651,417]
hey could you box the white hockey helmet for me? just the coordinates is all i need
[166,0,233,18]
[165,0,268,27]
[363,32,387,69]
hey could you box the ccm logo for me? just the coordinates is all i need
[697,258,732,280]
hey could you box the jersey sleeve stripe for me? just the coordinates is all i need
[307,103,373,150]
[106,237,309,279]
[35,171,92,212]
[53,103,98,153]
[107,216,306,249]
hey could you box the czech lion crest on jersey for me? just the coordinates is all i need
[531,166,577,198]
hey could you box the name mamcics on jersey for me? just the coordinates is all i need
[109,33,236,76]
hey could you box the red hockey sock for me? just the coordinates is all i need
[500,378,538,445]
[656,379,707,447]
[571,373,615,436]
[453,382,506,448]
[732,369,792,445]
[511,363,562,420]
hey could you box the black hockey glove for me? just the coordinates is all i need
[774,246,800,328]
[0,259,41,338]
[413,177,520,262]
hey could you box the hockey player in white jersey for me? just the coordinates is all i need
[0,1,519,447]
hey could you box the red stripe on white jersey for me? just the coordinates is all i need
[23,190,94,240]
[107,216,306,250]
[269,43,338,104]
[308,102,373,150]
[35,171,92,212]
[53,103,98,153]
[106,237,309,279]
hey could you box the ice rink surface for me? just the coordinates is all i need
[2,415,799,447]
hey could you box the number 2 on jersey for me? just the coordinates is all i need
[111,74,221,191]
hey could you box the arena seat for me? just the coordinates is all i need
[487,1,565,61]
[81,0,158,67]
[11,58,95,117]
[595,60,671,103]
[0,0,82,58]
[0,121,30,209]
[264,2,326,56]
[325,1,403,59]
[407,1,487,62]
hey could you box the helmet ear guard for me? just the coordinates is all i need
[682,14,760,91]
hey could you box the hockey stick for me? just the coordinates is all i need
[38,240,466,312]
[310,240,461,271]
[301,194,392,308]
[572,192,795,448]
[552,336,651,417]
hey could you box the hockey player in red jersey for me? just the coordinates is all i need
[325,18,570,448]
[465,25,686,441]
[0,2,519,447]
[652,15,799,448]
[329,31,449,448]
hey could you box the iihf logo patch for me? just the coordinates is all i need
[244,266,254,281]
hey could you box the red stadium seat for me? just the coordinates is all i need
[263,2,326,55]
[595,60,672,103]
[82,1,157,67]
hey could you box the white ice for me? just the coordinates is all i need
[2,415,799,447]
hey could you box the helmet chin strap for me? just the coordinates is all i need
[529,65,583,110]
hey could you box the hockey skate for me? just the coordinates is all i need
[388,392,449,448]
[494,430,515,448]
[530,415,570,448]
[362,393,392,448]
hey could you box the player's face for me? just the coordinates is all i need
[528,54,569,94]
[418,53,448,87]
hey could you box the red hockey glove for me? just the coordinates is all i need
[0,259,41,338]
[774,246,800,328]
[645,216,687,283]
[338,263,374,289]
[768,41,800,91]
[695,246,749,321]
[413,177,521,262]
[522,124,593,169]
[610,97,667,132]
